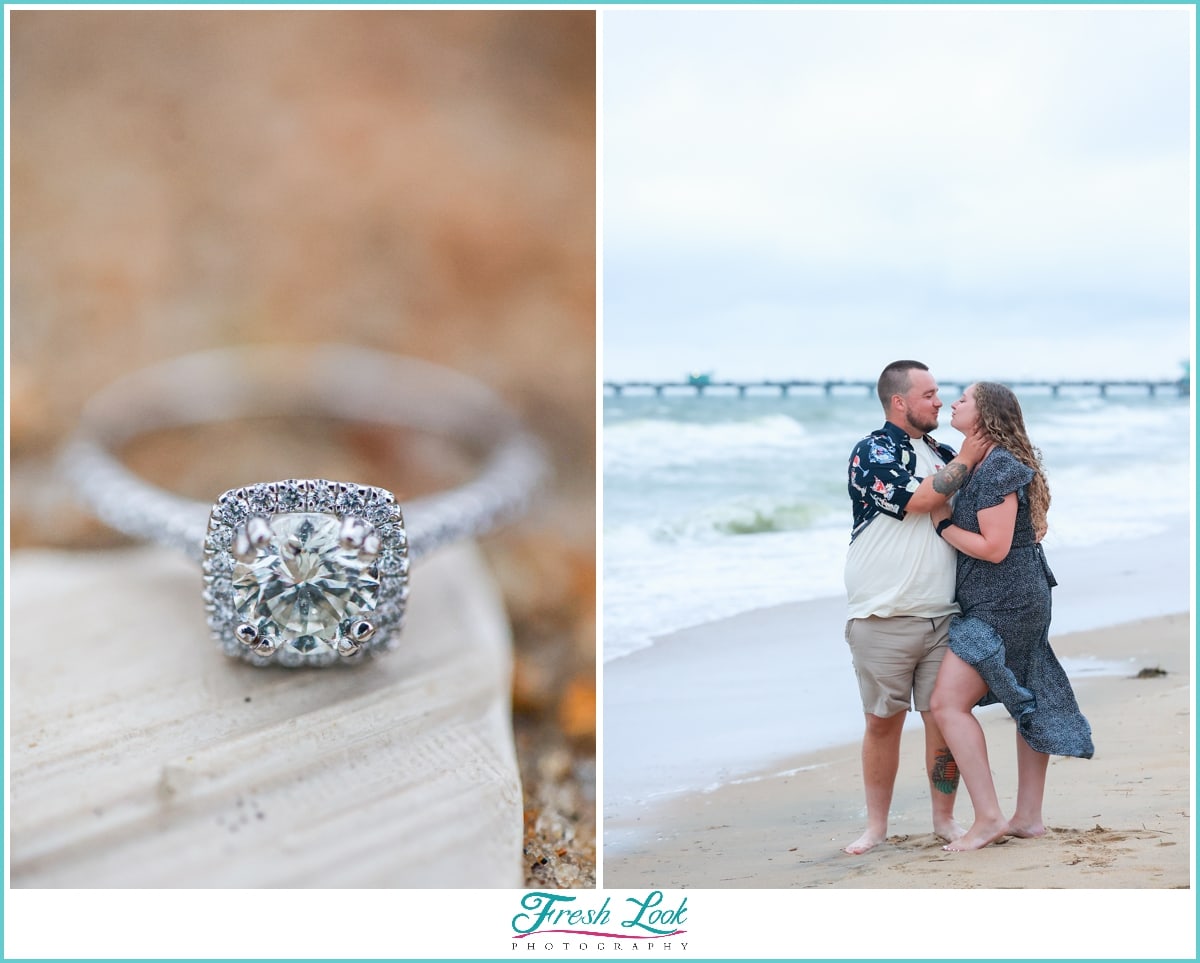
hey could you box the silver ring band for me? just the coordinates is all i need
[60,344,549,667]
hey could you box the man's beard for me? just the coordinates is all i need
[910,412,939,435]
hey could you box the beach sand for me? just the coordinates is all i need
[605,612,1192,890]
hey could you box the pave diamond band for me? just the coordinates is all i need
[61,345,549,667]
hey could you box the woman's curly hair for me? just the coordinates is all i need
[973,381,1050,540]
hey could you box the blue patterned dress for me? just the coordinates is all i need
[947,448,1094,758]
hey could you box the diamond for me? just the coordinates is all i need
[307,479,337,513]
[335,484,368,516]
[277,480,305,513]
[365,496,400,527]
[246,483,277,515]
[205,525,234,552]
[219,493,249,527]
[379,546,409,576]
[209,551,235,575]
[203,479,409,666]
[231,513,381,659]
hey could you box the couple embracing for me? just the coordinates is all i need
[843,360,1094,855]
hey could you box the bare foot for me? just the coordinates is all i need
[941,816,1009,851]
[1006,818,1046,839]
[934,818,967,844]
[843,830,887,855]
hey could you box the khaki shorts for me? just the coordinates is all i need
[844,614,952,717]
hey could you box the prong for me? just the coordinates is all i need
[233,517,272,561]
[336,637,362,658]
[232,528,254,562]
[339,517,370,550]
[235,622,259,646]
[348,618,376,644]
[253,635,280,657]
[246,515,272,549]
[360,532,382,561]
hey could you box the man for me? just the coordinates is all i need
[842,359,987,855]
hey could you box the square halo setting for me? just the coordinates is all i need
[202,479,410,667]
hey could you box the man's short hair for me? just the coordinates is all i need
[876,360,929,409]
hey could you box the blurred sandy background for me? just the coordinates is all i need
[9,9,596,887]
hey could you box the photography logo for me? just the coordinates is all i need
[511,890,689,952]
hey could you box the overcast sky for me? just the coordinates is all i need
[602,6,1193,383]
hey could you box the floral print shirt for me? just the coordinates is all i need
[847,421,958,541]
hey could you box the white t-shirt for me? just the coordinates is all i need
[844,438,959,620]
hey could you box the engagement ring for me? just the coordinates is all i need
[61,345,549,668]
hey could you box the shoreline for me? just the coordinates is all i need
[603,528,1191,822]
[603,611,1192,888]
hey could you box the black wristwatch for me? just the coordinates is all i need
[936,519,953,538]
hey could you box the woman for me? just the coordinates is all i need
[929,382,1093,852]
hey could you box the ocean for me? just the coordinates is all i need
[603,384,1192,663]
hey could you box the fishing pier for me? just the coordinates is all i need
[604,377,1190,399]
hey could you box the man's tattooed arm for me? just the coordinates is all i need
[931,460,970,496]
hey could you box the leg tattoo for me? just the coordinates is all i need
[931,747,959,794]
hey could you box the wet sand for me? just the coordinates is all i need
[605,613,1191,890]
